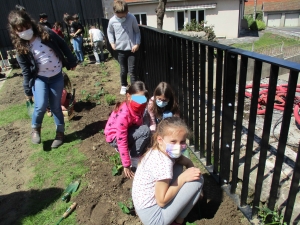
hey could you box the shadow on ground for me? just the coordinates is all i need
[0,187,63,225]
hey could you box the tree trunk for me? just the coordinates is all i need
[155,0,167,29]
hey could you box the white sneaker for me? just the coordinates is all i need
[95,62,100,64]
[120,86,127,95]
[131,157,139,168]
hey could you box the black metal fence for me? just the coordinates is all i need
[102,18,300,223]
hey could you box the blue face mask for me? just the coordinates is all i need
[116,17,126,23]
[156,99,168,108]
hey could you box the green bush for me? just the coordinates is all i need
[250,20,266,31]
[244,15,254,28]
[256,11,263,21]
[183,19,216,41]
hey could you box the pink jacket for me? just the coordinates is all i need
[104,102,144,167]
[147,97,157,131]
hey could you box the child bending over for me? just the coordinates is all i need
[132,117,204,225]
[147,82,180,132]
[104,81,151,178]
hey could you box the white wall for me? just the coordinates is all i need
[128,0,240,38]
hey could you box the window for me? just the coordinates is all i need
[189,10,205,23]
[177,11,185,31]
[134,13,147,25]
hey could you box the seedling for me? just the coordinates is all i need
[99,62,105,69]
[102,71,109,76]
[94,81,101,87]
[256,206,287,225]
[85,93,91,102]
[109,153,123,176]
[101,78,108,82]
[93,87,105,100]
[105,94,116,106]
[99,129,104,134]
[96,101,101,105]
[81,61,88,67]
[118,198,134,214]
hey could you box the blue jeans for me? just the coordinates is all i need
[32,72,64,132]
[117,50,137,86]
[72,36,84,62]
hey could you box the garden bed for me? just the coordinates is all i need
[0,59,248,225]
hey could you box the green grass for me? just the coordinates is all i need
[0,97,88,224]
[0,103,30,126]
[232,32,300,50]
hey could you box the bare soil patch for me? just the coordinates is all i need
[0,60,248,225]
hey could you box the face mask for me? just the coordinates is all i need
[17,28,34,41]
[43,20,48,23]
[130,95,147,113]
[116,17,126,23]
[156,99,168,108]
[163,140,187,158]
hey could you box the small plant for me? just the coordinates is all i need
[96,101,101,105]
[99,129,104,134]
[105,94,116,106]
[93,87,105,100]
[102,71,109,76]
[101,78,108,82]
[99,62,106,69]
[94,81,101,87]
[118,198,134,214]
[81,61,88,67]
[109,153,123,176]
[85,93,91,101]
[183,20,216,41]
[256,206,287,225]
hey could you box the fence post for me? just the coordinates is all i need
[219,51,237,185]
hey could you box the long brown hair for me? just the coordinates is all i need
[8,10,49,55]
[114,81,150,112]
[150,82,179,120]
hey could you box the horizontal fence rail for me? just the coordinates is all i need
[101,18,300,223]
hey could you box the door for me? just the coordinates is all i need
[267,14,281,27]
[285,13,299,27]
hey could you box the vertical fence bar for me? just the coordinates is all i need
[206,46,214,165]
[213,49,223,174]
[178,38,184,117]
[284,144,300,224]
[188,40,194,137]
[199,44,206,158]
[268,69,299,210]
[173,37,181,101]
[241,59,262,206]
[167,35,175,89]
[252,64,279,216]
[182,40,188,123]
[193,42,200,152]
[231,55,248,193]
[220,51,237,184]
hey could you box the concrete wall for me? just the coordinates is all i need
[263,11,300,27]
[128,0,240,38]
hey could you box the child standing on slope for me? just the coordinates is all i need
[107,0,141,95]
[147,82,180,132]
[132,117,204,225]
[104,81,151,178]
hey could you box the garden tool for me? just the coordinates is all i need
[61,179,81,201]
[26,99,34,118]
[56,202,77,225]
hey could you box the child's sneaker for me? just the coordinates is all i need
[120,86,127,95]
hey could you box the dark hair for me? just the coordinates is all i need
[8,10,49,54]
[151,82,179,120]
[65,15,74,23]
[15,5,26,11]
[39,13,48,19]
[114,81,149,112]
[63,72,71,91]
[53,21,62,29]
[113,0,128,13]
[73,14,79,20]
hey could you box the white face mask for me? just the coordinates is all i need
[43,20,48,23]
[116,17,126,23]
[17,28,34,41]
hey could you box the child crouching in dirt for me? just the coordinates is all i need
[104,81,151,179]
[132,117,204,225]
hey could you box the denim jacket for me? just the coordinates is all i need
[16,28,77,96]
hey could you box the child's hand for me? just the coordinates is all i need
[181,167,201,183]
[111,43,116,50]
[131,45,139,53]
[124,167,135,179]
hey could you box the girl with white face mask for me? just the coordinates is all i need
[132,117,204,225]
[146,82,180,132]
[8,9,77,149]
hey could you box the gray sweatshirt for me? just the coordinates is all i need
[107,13,141,51]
